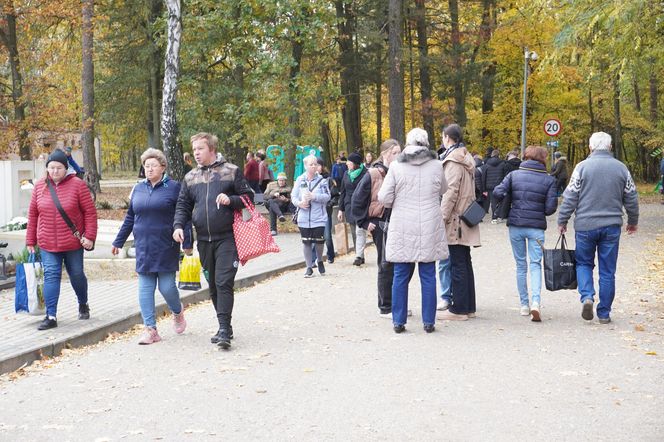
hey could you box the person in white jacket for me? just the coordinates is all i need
[378,128,449,334]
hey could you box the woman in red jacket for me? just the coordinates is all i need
[26,149,98,330]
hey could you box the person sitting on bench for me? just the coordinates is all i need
[264,172,293,236]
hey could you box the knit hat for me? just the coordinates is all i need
[277,172,287,180]
[554,151,562,158]
[46,149,68,169]
[348,152,362,166]
[379,139,399,154]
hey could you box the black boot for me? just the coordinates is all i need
[78,303,90,320]
[217,328,232,350]
[211,325,234,343]
[38,316,57,330]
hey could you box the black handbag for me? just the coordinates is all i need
[539,234,577,291]
[460,200,485,227]
[46,179,95,251]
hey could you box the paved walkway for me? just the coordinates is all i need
[0,204,662,440]
[0,232,318,374]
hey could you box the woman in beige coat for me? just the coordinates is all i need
[439,124,480,320]
[378,128,449,334]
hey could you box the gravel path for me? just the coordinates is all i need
[1,204,662,441]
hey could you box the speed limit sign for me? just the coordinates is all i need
[544,119,562,137]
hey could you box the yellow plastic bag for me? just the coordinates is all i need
[178,255,202,290]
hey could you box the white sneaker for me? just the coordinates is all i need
[491,219,499,225]
[520,305,530,316]
[379,312,392,319]
[437,299,450,311]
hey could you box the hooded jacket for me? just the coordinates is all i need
[378,145,448,263]
[441,146,481,247]
[27,171,98,252]
[174,154,253,241]
[482,156,506,190]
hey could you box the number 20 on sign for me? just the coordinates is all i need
[544,119,562,137]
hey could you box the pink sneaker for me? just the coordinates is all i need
[138,327,162,345]
[173,304,187,334]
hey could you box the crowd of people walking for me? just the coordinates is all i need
[24,125,640,347]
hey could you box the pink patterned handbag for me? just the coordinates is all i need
[233,194,280,265]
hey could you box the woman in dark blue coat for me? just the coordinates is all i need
[493,146,557,322]
[112,148,193,344]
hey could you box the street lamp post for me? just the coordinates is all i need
[520,47,538,158]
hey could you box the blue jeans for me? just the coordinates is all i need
[437,258,452,302]
[392,262,437,326]
[575,225,621,319]
[137,272,182,328]
[508,226,545,307]
[41,248,88,317]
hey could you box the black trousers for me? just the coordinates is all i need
[448,244,476,315]
[197,234,239,329]
[488,189,501,219]
[372,225,393,313]
[267,199,291,231]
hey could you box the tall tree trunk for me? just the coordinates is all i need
[161,0,184,180]
[285,34,304,185]
[82,0,101,192]
[448,0,466,126]
[612,73,623,162]
[335,1,363,153]
[479,0,496,141]
[588,88,596,133]
[0,7,29,159]
[148,0,163,149]
[376,77,382,146]
[649,68,658,123]
[414,0,434,147]
[320,120,332,166]
[406,13,416,128]
[632,71,641,113]
[388,0,405,145]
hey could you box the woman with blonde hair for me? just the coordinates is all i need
[112,148,192,344]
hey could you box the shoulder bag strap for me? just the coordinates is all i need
[46,179,81,240]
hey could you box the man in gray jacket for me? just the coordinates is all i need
[558,132,639,324]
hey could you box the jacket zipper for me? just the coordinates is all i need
[205,169,211,239]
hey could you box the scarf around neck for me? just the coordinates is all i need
[349,164,364,182]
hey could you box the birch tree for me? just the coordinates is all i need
[161,0,184,180]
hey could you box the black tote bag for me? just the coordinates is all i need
[539,234,577,291]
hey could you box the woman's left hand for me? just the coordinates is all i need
[81,237,94,250]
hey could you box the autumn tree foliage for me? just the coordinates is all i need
[0,0,662,180]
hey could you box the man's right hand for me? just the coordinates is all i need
[626,224,638,235]
[173,228,184,243]
[367,222,376,233]
[111,246,120,255]
[27,245,35,254]
[558,224,567,234]
[337,211,344,222]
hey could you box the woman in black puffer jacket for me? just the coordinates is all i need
[493,146,557,322]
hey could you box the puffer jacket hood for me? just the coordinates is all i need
[397,145,437,166]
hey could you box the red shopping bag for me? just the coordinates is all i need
[233,194,280,265]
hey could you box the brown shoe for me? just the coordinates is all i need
[438,310,468,321]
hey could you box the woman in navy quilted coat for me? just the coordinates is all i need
[493,146,558,322]
[113,148,193,344]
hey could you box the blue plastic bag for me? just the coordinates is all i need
[14,254,45,315]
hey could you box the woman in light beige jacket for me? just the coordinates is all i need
[378,128,448,334]
[439,124,480,320]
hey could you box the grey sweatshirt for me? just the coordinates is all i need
[558,150,639,231]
